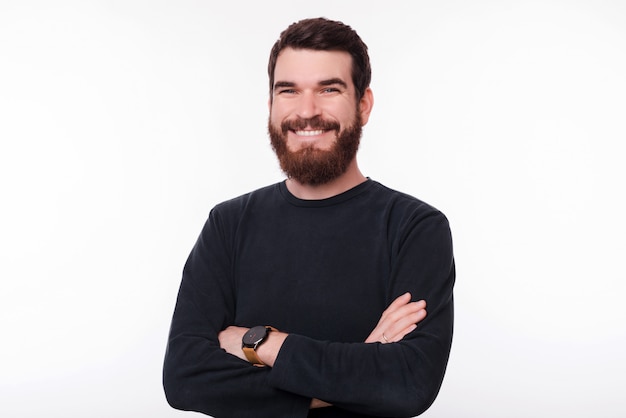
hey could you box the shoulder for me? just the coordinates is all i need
[369,182,453,260]
[366,181,453,249]
[197,183,282,241]
[369,180,447,221]
[212,182,282,216]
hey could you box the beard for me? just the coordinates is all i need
[268,112,362,186]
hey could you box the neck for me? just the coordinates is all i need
[285,159,367,200]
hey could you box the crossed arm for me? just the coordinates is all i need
[218,292,427,408]
[165,206,455,417]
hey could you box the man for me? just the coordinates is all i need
[164,17,455,418]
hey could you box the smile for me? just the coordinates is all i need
[294,130,326,137]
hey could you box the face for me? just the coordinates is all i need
[268,48,373,185]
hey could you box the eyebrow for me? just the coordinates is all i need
[273,78,348,91]
[319,78,348,88]
[273,81,296,90]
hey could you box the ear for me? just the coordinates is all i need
[358,87,374,126]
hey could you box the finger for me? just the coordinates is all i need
[364,296,427,343]
[382,297,426,320]
[373,302,425,339]
[381,308,427,342]
[389,324,417,342]
[382,301,426,324]
[383,292,412,314]
[380,293,411,320]
[380,323,416,344]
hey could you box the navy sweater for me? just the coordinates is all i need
[164,179,455,417]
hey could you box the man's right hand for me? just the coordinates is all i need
[364,292,427,344]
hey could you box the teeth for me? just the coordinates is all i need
[295,130,325,137]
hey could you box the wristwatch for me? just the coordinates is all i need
[242,326,277,366]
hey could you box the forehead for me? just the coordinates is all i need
[274,48,353,87]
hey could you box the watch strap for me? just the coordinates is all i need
[243,346,264,365]
[242,326,278,367]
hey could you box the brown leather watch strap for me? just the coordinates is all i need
[242,326,278,367]
[242,346,264,365]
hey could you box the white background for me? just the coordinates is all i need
[1,1,625,417]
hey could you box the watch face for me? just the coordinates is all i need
[243,326,268,347]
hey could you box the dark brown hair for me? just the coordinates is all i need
[268,18,371,101]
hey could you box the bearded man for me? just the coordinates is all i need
[164,17,455,418]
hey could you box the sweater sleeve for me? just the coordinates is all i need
[163,209,312,418]
[266,211,455,417]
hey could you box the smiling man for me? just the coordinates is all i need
[268,47,370,193]
[164,18,455,418]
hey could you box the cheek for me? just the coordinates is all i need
[269,102,291,121]
[268,110,283,129]
[330,102,357,124]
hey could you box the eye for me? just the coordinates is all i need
[278,88,297,95]
[322,87,340,94]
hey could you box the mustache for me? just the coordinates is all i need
[281,116,340,134]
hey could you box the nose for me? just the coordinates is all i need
[295,91,321,119]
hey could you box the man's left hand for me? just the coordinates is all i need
[219,326,288,367]
[218,326,249,361]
